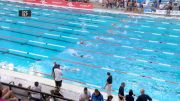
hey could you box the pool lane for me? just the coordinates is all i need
[1,27,179,85]
[1,4,180,44]
[1,6,180,45]
[0,11,179,52]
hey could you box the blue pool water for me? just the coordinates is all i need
[0,0,180,100]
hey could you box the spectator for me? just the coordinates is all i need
[153,0,158,8]
[158,0,161,7]
[133,0,138,12]
[79,87,91,101]
[54,64,63,88]
[0,87,18,101]
[125,89,134,101]
[0,89,5,101]
[31,81,42,100]
[53,87,64,98]
[106,95,113,101]
[116,0,121,8]
[166,1,173,16]
[108,0,114,8]
[139,2,144,13]
[127,0,132,11]
[47,87,63,101]
[0,82,2,91]
[121,0,125,8]
[136,89,152,101]
[124,0,128,9]
[118,82,125,101]
[104,72,112,96]
[91,89,104,101]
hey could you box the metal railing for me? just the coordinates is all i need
[1,82,75,101]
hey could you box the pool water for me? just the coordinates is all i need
[0,0,180,101]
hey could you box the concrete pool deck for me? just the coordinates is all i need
[0,67,161,101]
[0,68,120,101]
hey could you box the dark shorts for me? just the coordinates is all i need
[55,80,62,87]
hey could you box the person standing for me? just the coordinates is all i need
[54,64,63,88]
[158,0,161,7]
[52,62,58,79]
[136,89,152,101]
[104,72,112,96]
[118,82,125,101]
[124,0,128,9]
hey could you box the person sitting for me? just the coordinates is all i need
[136,89,152,101]
[0,89,6,101]
[0,86,18,101]
[30,82,42,100]
[79,87,91,101]
[53,87,63,98]
[106,95,113,101]
[91,89,104,101]
[125,89,134,101]
[47,87,63,101]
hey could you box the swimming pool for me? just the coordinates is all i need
[0,0,180,100]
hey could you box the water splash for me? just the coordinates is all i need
[125,25,129,28]
[0,61,14,70]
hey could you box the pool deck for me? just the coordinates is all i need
[0,68,120,101]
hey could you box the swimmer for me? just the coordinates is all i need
[68,49,85,58]
[108,30,113,34]
[77,41,85,45]
[121,19,128,22]
[80,55,84,58]
[95,36,101,40]
[73,53,93,59]
[80,41,85,44]
[112,23,117,26]
[61,65,80,72]
[75,54,91,58]
[67,48,78,56]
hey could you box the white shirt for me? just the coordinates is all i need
[31,85,42,99]
[54,68,62,81]
[79,91,91,101]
